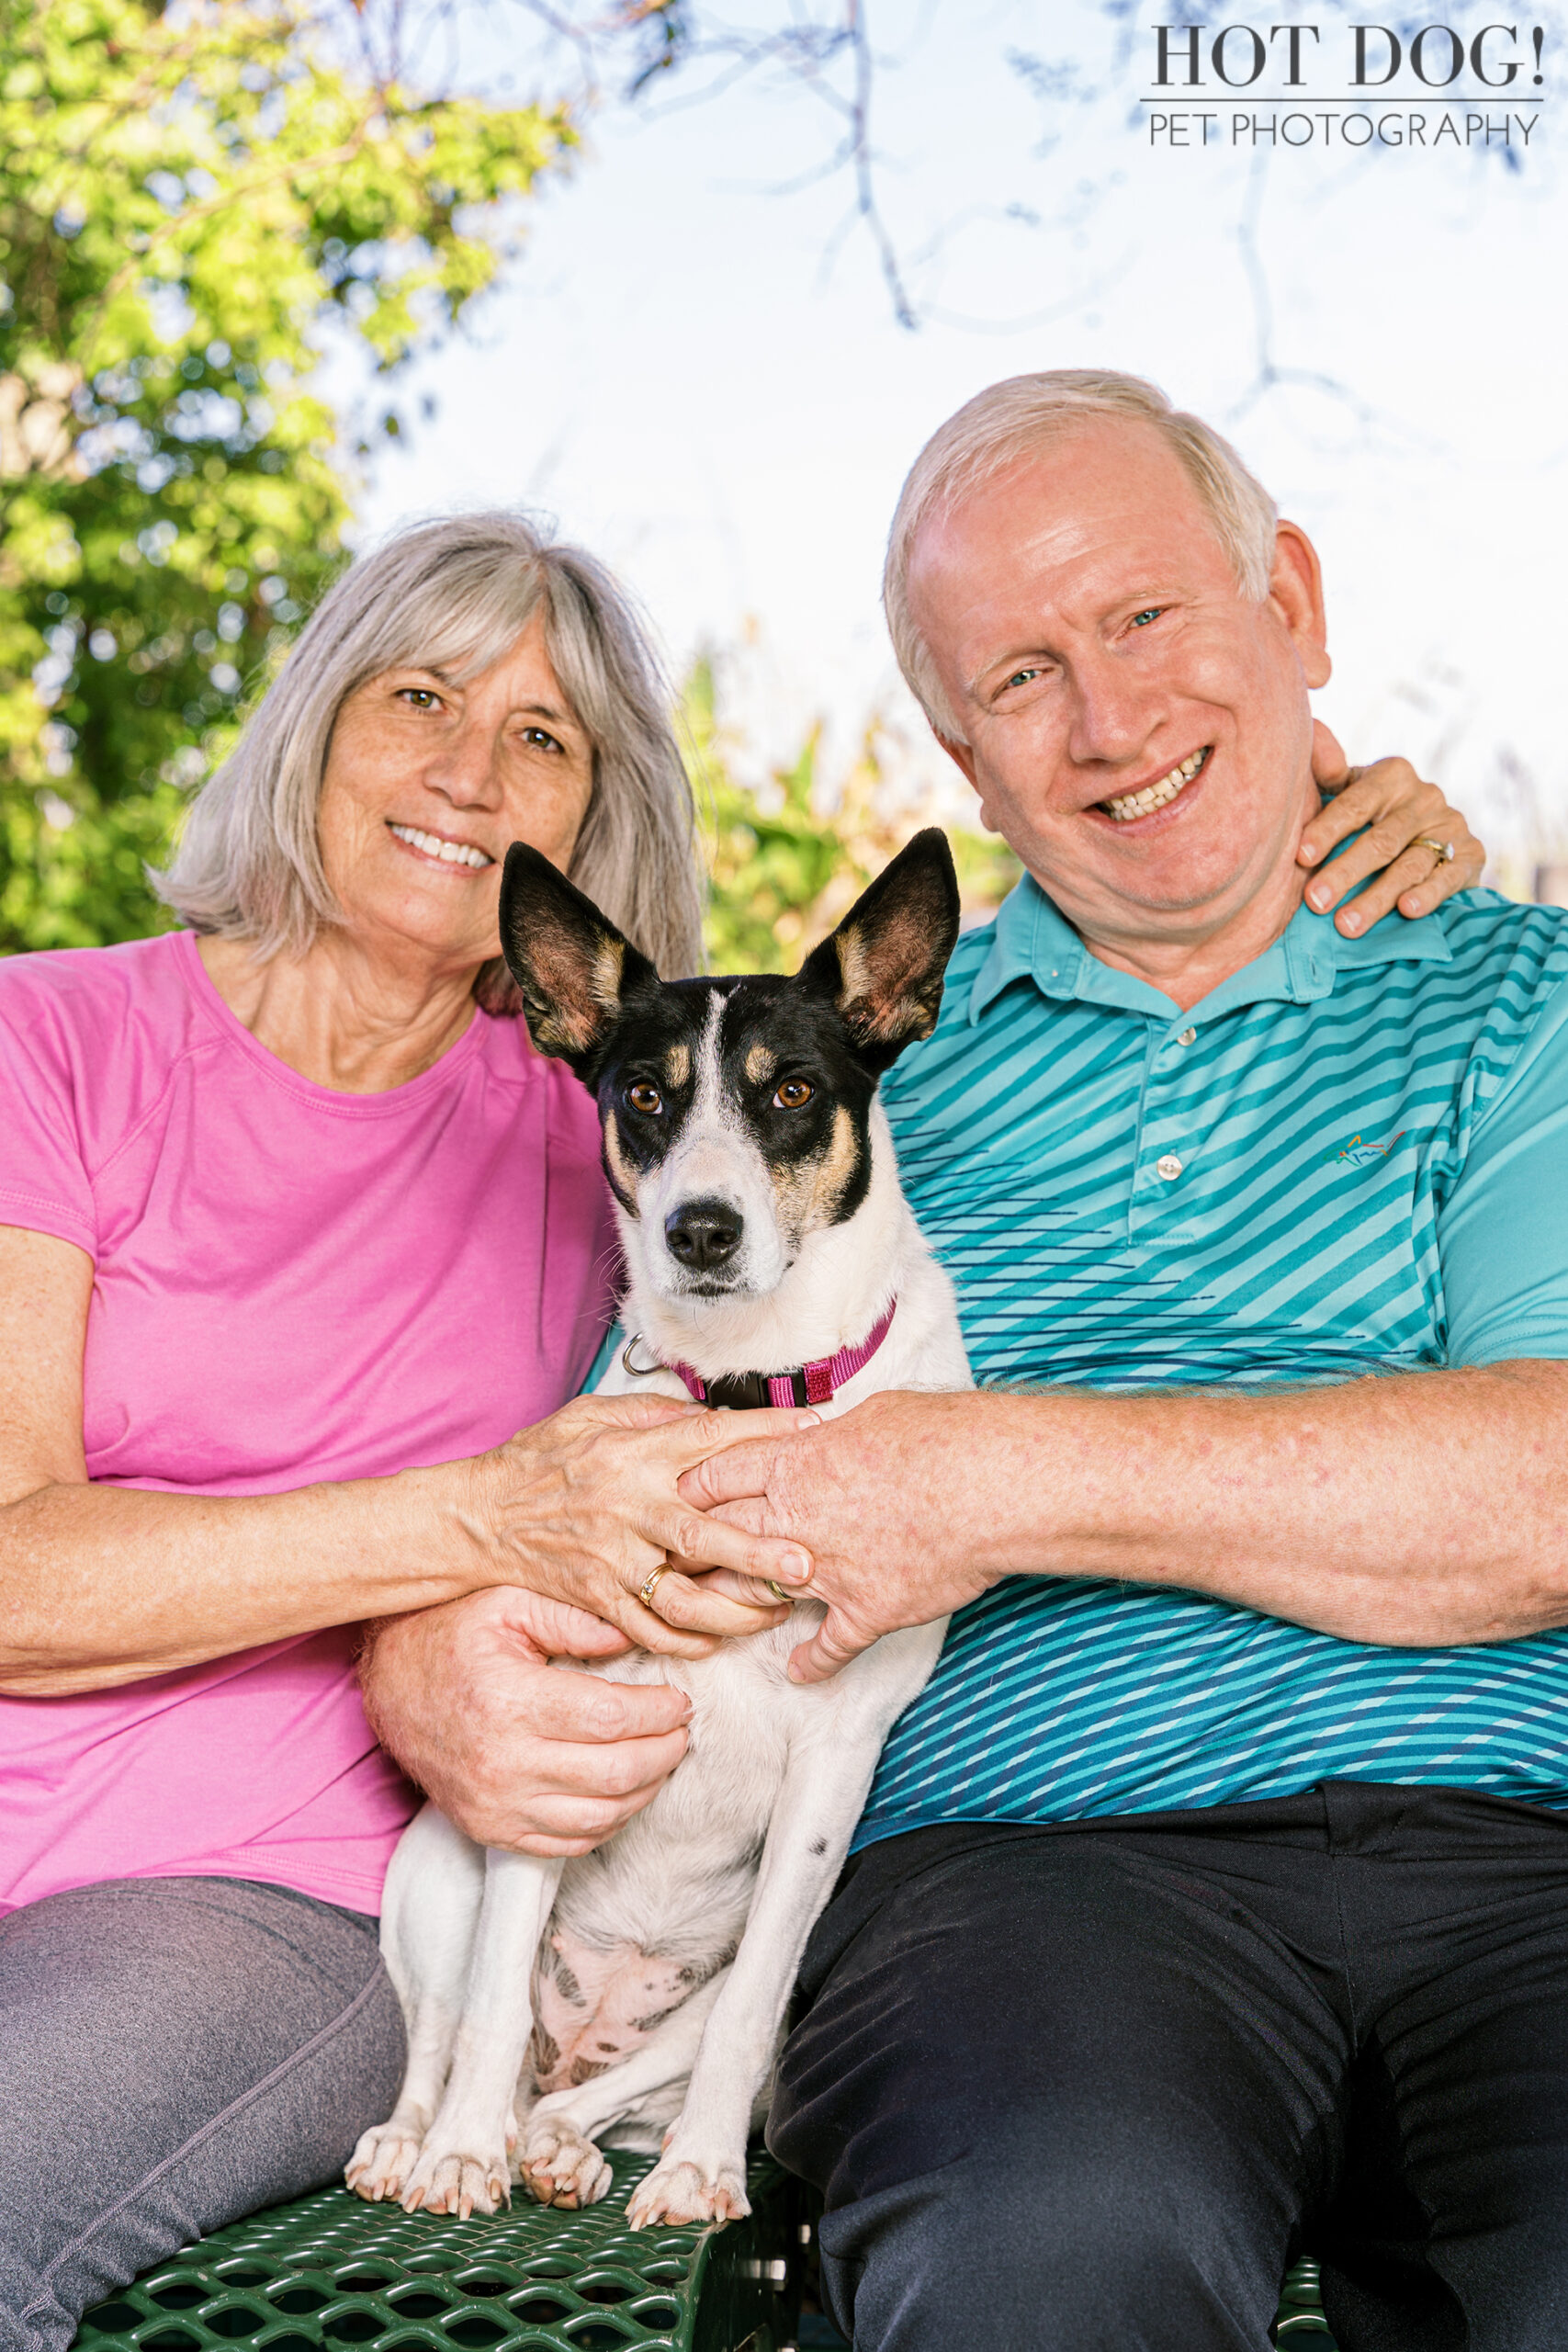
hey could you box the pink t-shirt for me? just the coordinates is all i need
[0,931,615,1917]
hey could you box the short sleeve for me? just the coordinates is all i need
[0,973,98,1257]
[1439,980,1568,1364]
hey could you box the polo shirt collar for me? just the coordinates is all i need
[968,870,1453,1026]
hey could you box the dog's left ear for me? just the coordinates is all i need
[499,842,659,1079]
[797,828,961,1069]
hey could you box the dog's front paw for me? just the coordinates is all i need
[345,2122,425,2203]
[400,2141,511,2220]
[517,2118,614,2211]
[626,2150,750,2230]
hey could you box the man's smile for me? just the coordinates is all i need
[1099,743,1212,825]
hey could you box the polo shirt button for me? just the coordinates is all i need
[1176,1026,1197,1046]
[1156,1153,1184,1181]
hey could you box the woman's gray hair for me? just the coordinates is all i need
[155,512,704,1001]
[883,369,1279,741]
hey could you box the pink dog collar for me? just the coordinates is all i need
[663,1297,897,1411]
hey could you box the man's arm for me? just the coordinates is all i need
[679,1364,1568,1680]
[682,984,1568,1682]
[358,1588,695,1855]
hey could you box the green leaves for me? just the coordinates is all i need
[0,0,573,953]
[688,658,1020,975]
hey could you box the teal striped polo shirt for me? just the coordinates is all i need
[852,876,1568,1850]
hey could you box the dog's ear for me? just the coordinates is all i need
[796,827,961,1069]
[499,842,658,1077]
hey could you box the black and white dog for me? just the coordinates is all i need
[347,829,971,2229]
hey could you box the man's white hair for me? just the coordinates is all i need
[155,511,703,1002]
[883,369,1279,742]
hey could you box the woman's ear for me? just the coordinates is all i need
[499,843,657,1077]
[796,828,962,1071]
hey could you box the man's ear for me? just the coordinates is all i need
[499,842,657,1076]
[796,828,962,1069]
[1269,521,1331,690]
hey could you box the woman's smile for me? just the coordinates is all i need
[385,820,495,872]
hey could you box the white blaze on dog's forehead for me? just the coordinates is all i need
[656,995,743,1177]
[636,991,791,1294]
[691,992,728,1123]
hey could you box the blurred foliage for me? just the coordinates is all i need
[686,657,1020,974]
[0,0,573,952]
[0,0,1009,974]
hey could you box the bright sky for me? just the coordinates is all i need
[352,0,1568,879]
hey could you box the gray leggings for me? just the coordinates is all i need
[0,1875,407,2352]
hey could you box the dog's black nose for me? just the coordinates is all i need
[665,1199,743,1272]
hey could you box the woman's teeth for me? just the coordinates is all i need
[1102,746,1210,823]
[388,822,492,868]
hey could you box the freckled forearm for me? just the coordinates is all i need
[911,1364,1568,1645]
[0,1462,484,1692]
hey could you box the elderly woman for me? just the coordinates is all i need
[0,514,816,2346]
[0,509,1480,2346]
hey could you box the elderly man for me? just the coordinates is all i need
[667,372,1568,2352]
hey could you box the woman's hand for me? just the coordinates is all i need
[466,1391,818,1659]
[1300,724,1484,935]
[359,1588,693,1857]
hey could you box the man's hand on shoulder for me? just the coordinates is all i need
[675,1392,998,1684]
[358,1588,692,1858]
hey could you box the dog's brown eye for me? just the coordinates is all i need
[773,1080,814,1109]
[627,1082,663,1115]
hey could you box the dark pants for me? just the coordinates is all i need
[0,1876,406,2352]
[769,1782,1568,2352]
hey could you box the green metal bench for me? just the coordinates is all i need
[69,2154,1340,2350]
[1276,2256,1339,2344]
[71,2155,808,2352]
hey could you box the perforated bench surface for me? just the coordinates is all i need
[72,2154,805,2352]
[69,2154,1340,2351]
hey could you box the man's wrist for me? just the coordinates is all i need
[913,1387,1112,1584]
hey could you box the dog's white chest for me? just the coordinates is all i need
[552,1615,827,1930]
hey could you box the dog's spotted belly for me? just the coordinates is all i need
[528,1927,715,2095]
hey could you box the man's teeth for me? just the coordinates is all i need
[389,823,492,868]
[1102,747,1209,822]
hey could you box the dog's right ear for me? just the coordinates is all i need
[499,843,658,1078]
[795,827,962,1073]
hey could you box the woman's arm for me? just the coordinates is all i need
[0,1225,812,1697]
[1301,729,1485,931]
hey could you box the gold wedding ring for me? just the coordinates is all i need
[638,1564,670,1612]
[1414,836,1455,863]
[766,1580,791,1603]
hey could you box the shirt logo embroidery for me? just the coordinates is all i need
[1320,1130,1406,1169]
